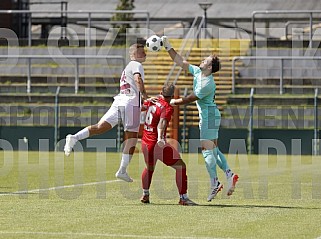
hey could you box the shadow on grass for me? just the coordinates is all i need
[198,203,321,210]
[144,202,321,210]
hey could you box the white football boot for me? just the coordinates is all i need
[207,181,223,202]
[64,134,77,156]
[115,171,133,183]
[227,174,239,196]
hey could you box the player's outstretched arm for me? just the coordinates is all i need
[170,92,199,106]
[162,36,189,71]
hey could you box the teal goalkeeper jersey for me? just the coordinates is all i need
[189,64,216,119]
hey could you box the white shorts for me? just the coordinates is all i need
[100,99,141,132]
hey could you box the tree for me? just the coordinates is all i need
[112,0,135,45]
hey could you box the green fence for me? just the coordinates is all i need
[186,127,316,155]
[253,129,314,155]
[0,126,55,151]
[186,127,248,154]
[0,126,318,155]
[0,126,119,152]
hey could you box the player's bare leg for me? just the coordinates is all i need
[88,120,113,136]
[115,131,138,182]
[64,120,112,156]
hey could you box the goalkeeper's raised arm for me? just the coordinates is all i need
[161,36,189,71]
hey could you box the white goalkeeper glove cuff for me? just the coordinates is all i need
[161,36,172,51]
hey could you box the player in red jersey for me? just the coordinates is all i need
[140,83,197,206]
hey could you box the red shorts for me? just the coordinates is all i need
[141,142,181,167]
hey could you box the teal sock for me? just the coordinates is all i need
[213,147,223,171]
[202,149,217,180]
[215,148,229,172]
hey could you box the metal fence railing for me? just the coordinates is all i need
[0,10,150,47]
[232,56,321,94]
[232,55,321,154]
[0,55,125,94]
[165,15,205,85]
[251,10,321,48]
[246,87,319,155]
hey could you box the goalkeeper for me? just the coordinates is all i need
[162,36,239,202]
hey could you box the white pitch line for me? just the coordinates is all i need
[0,179,120,196]
[185,180,319,185]
[0,231,227,239]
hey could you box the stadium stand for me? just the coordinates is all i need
[1,0,321,153]
[143,38,250,127]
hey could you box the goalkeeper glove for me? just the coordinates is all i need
[161,36,172,51]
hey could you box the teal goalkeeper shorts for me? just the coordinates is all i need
[199,107,221,140]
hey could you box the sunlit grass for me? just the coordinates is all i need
[0,151,321,238]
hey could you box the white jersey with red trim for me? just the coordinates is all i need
[115,60,144,106]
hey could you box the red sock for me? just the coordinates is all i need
[141,168,154,190]
[176,167,187,195]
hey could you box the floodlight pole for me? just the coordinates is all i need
[198,2,213,38]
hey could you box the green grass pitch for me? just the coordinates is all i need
[1,151,321,239]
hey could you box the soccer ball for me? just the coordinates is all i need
[146,35,163,52]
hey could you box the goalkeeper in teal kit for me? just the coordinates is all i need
[162,36,239,201]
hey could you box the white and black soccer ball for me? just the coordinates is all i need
[146,35,163,52]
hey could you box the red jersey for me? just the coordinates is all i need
[142,97,173,144]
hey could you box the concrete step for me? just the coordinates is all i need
[0,93,116,104]
[0,65,120,77]
[235,84,321,94]
[145,75,232,81]
[0,83,119,94]
[144,68,238,77]
[221,105,316,129]
[169,39,251,49]
[143,62,242,70]
[227,94,315,105]
[144,58,243,66]
[239,67,321,79]
[0,76,119,84]
[235,77,321,85]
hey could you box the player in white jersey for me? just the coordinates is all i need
[64,43,148,182]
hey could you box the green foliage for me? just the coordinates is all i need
[111,0,135,45]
